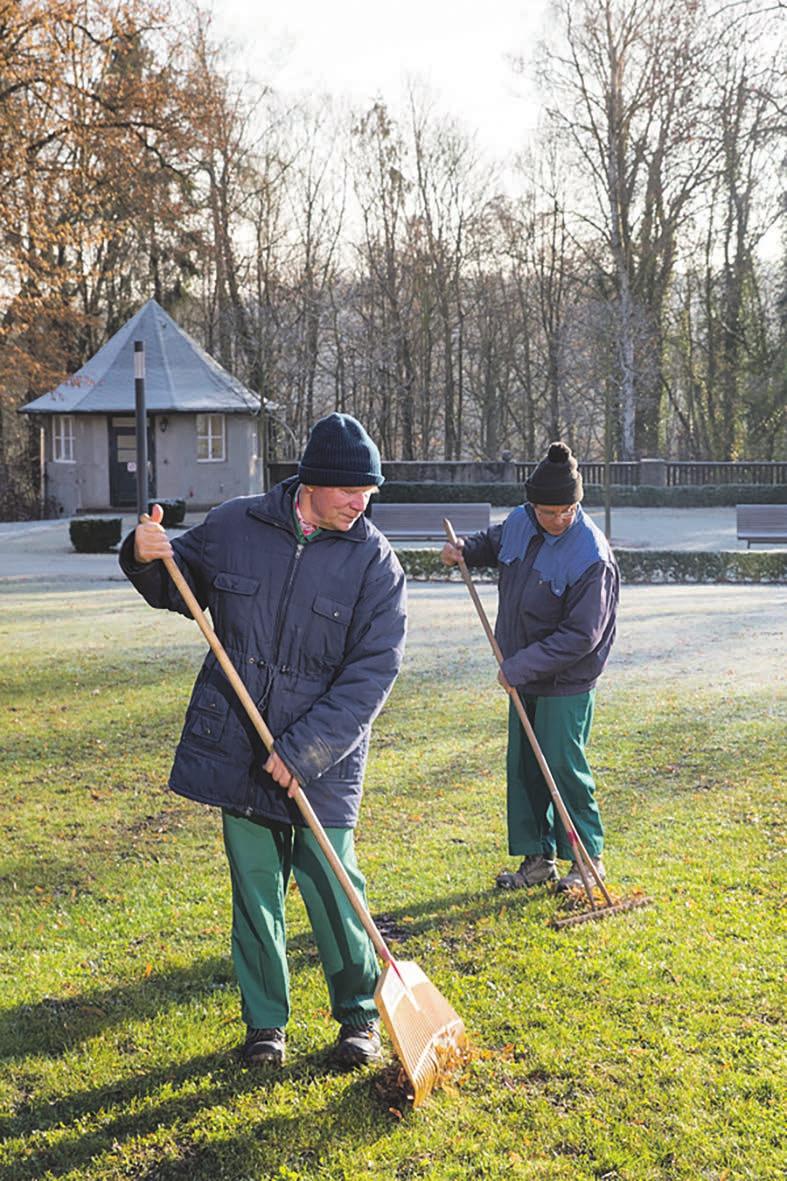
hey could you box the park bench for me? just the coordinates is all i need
[736,504,787,548]
[370,501,491,541]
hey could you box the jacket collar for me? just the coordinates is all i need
[247,477,371,543]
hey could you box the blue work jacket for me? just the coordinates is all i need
[461,505,619,697]
[119,479,407,828]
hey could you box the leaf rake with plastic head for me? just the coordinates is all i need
[147,527,466,1104]
[443,518,652,929]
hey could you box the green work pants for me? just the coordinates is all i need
[222,810,379,1030]
[506,690,604,862]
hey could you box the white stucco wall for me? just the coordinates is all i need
[41,412,264,515]
[154,414,264,508]
[43,417,110,516]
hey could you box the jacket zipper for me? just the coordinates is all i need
[245,538,304,816]
[271,540,305,670]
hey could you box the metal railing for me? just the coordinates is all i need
[665,461,787,486]
[516,461,640,486]
[269,458,786,487]
[517,460,786,487]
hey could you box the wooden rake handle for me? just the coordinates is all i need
[139,515,394,966]
[443,518,612,908]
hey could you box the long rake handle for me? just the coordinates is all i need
[443,518,613,909]
[142,522,395,966]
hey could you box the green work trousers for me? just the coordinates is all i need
[506,690,604,862]
[222,810,379,1030]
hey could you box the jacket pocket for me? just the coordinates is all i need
[523,569,565,626]
[213,572,259,595]
[309,594,352,669]
[331,734,369,782]
[312,594,352,626]
[185,685,229,745]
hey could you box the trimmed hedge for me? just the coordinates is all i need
[395,547,786,584]
[69,517,122,553]
[583,484,787,508]
[376,481,787,507]
[148,498,186,527]
[614,549,786,582]
[377,481,524,506]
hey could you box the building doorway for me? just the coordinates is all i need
[108,416,156,507]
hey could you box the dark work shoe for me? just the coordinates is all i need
[556,858,606,893]
[496,854,558,889]
[333,1021,383,1069]
[241,1026,286,1067]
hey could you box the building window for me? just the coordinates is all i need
[196,413,226,462]
[53,415,75,462]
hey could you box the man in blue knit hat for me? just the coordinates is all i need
[441,441,619,893]
[121,412,406,1070]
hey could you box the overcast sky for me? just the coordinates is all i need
[208,0,554,159]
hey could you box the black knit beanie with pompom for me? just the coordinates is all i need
[525,442,583,505]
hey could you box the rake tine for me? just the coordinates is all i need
[551,896,653,929]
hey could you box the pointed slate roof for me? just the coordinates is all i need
[21,299,260,415]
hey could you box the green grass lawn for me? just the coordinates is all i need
[0,581,784,1180]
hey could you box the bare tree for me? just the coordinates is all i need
[409,90,487,458]
[285,104,347,440]
[349,101,419,457]
[538,0,718,457]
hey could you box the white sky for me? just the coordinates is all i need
[208,0,553,160]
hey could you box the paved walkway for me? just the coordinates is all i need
[1,511,782,693]
[0,506,781,584]
[404,581,785,692]
[492,505,749,551]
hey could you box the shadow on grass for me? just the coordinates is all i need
[0,887,563,1177]
[0,957,236,1071]
[0,884,547,1068]
[1,1046,402,1181]
[0,651,199,718]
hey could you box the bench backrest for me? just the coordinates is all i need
[736,504,787,535]
[371,501,491,539]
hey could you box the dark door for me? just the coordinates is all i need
[108,416,156,507]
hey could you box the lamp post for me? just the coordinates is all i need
[134,340,148,521]
[604,378,613,541]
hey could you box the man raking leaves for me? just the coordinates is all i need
[442,443,649,924]
[119,413,465,1101]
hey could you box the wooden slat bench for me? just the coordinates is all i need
[370,501,491,541]
[736,504,787,548]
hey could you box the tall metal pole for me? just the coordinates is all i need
[260,406,270,492]
[134,341,148,521]
[604,379,612,541]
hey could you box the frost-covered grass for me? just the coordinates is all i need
[0,581,784,1180]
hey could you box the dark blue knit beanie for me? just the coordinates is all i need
[298,413,384,487]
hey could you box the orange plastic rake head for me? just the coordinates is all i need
[375,960,466,1106]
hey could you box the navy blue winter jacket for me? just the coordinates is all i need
[461,504,618,697]
[119,479,407,827]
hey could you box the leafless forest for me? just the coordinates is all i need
[1,0,785,502]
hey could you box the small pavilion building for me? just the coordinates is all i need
[21,299,267,515]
